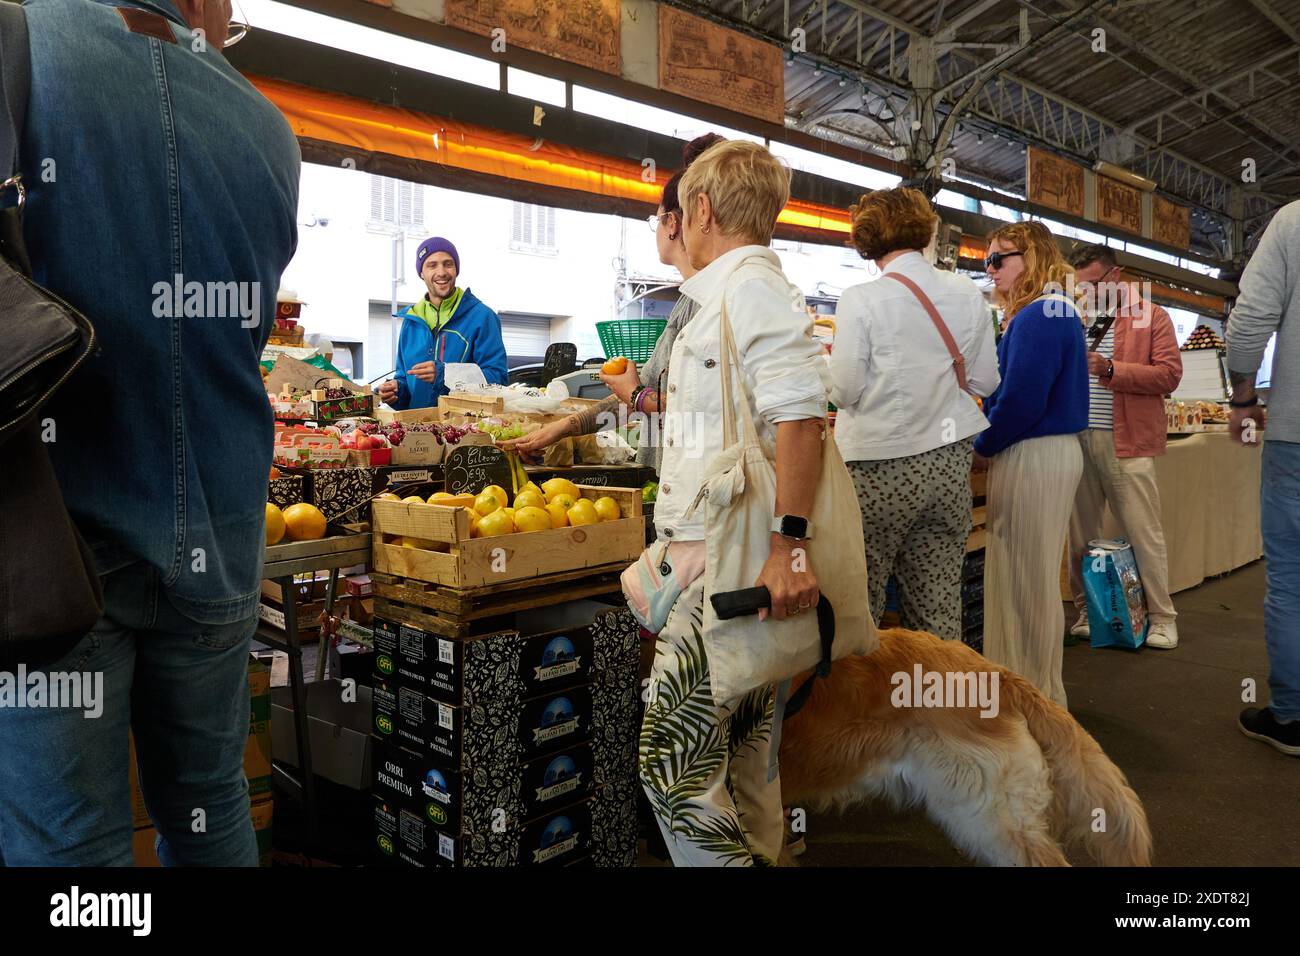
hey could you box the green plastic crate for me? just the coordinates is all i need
[596,320,668,364]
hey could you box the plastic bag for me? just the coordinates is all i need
[1081,539,1149,649]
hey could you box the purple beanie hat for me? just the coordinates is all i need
[416,237,460,276]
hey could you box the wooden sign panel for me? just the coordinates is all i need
[1025,147,1084,217]
[445,0,620,76]
[1152,195,1191,250]
[658,6,783,125]
[445,444,513,497]
[1097,175,1142,235]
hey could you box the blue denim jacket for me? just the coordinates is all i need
[22,0,301,623]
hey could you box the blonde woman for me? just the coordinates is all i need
[830,187,999,641]
[637,140,829,866]
[976,221,1087,708]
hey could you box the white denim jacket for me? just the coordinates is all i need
[653,246,829,542]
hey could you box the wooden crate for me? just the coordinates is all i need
[371,486,644,589]
[372,564,627,638]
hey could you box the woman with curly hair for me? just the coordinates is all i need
[976,220,1088,708]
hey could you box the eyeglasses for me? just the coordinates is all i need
[225,0,250,48]
[647,212,673,233]
[984,250,1023,270]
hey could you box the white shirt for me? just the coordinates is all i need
[829,252,1000,461]
[1087,320,1116,430]
[653,245,829,542]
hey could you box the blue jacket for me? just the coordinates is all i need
[25,0,300,623]
[391,289,509,409]
[974,296,1089,458]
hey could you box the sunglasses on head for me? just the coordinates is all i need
[984,250,1023,270]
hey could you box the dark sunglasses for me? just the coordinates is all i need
[984,250,1023,270]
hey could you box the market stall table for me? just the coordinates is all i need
[257,533,371,849]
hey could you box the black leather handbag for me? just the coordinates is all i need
[0,2,104,666]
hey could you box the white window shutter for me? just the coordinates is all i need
[543,206,555,249]
[369,176,383,222]
[512,202,523,243]
[382,178,396,225]
[412,184,424,230]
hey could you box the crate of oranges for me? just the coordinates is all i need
[370,478,644,589]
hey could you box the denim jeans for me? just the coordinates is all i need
[0,563,257,866]
[1262,440,1300,722]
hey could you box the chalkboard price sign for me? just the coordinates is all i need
[445,445,514,497]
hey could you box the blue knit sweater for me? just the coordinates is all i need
[974,296,1089,458]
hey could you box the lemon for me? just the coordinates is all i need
[462,507,480,537]
[430,492,456,501]
[514,489,546,510]
[401,495,425,505]
[567,499,598,527]
[549,493,576,512]
[545,500,570,528]
[542,477,580,502]
[402,536,438,549]
[476,508,514,537]
[473,492,501,517]
[593,497,621,521]
[265,503,286,546]
[375,492,401,501]
[501,507,516,527]
[514,506,553,533]
[520,480,544,498]
[482,484,510,508]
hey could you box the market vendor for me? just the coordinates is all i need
[377,236,508,409]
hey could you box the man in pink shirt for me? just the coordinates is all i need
[1068,245,1184,649]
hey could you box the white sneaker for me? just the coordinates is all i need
[1146,621,1179,649]
[1069,612,1090,638]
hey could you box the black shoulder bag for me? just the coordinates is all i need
[0,1,104,667]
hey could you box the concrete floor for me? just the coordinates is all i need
[798,561,1300,867]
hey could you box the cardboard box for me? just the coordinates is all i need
[132,796,272,867]
[372,679,593,768]
[390,432,446,466]
[371,602,597,706]
[374,792,594,867]
[343,573,373,598]
[373,735,597,834]
[270,680,373,791]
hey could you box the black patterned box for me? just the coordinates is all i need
[590,776,639,868]
[372,614,595,707]
[590,607,641,783]
[374,792,594,867]
[372,735,597,833]
[283,466,385,524]
[373,678,593,768]
[268,475,306,509]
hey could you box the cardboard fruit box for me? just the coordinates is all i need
[371,600,598,707]
[373,735,597,835]
[372,678,593,768]
[370,486,644,589]
[373,791,594,867]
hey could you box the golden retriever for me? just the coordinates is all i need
[777,628,1153,866]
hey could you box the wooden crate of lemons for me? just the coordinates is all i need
[371,477,645,589]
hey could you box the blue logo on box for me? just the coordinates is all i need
[541,636,576,665]
[541,696,575,728]
[543,755,576,785]
[424,769,448,795]
[540,815,574,849]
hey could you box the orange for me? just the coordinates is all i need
[601,357,628,375]
[283,502,327,541]
[593,497,621,521]
[513,490,546,510]
[567,499,598,527]
[265,503,286,546]
[482,484,510,508]
[514,506,552,533]
[473,492,501,517]
[544,500,570,528]
[476,509,514,537]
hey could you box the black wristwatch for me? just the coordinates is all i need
[771,515,813,540]
[1229,395,1259,408]
[1105,359,1115,379]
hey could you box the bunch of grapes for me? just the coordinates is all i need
[475,420,526,441]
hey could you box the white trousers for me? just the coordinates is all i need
[983,434,1083,709]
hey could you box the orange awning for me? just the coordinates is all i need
[250,76,851,238]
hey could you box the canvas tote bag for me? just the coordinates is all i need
[690,267,876,707]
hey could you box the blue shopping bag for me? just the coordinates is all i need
[1081,539,1149,649]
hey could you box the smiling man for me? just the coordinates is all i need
[378,236,508,409]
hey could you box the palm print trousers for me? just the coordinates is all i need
[638,577,784,866]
